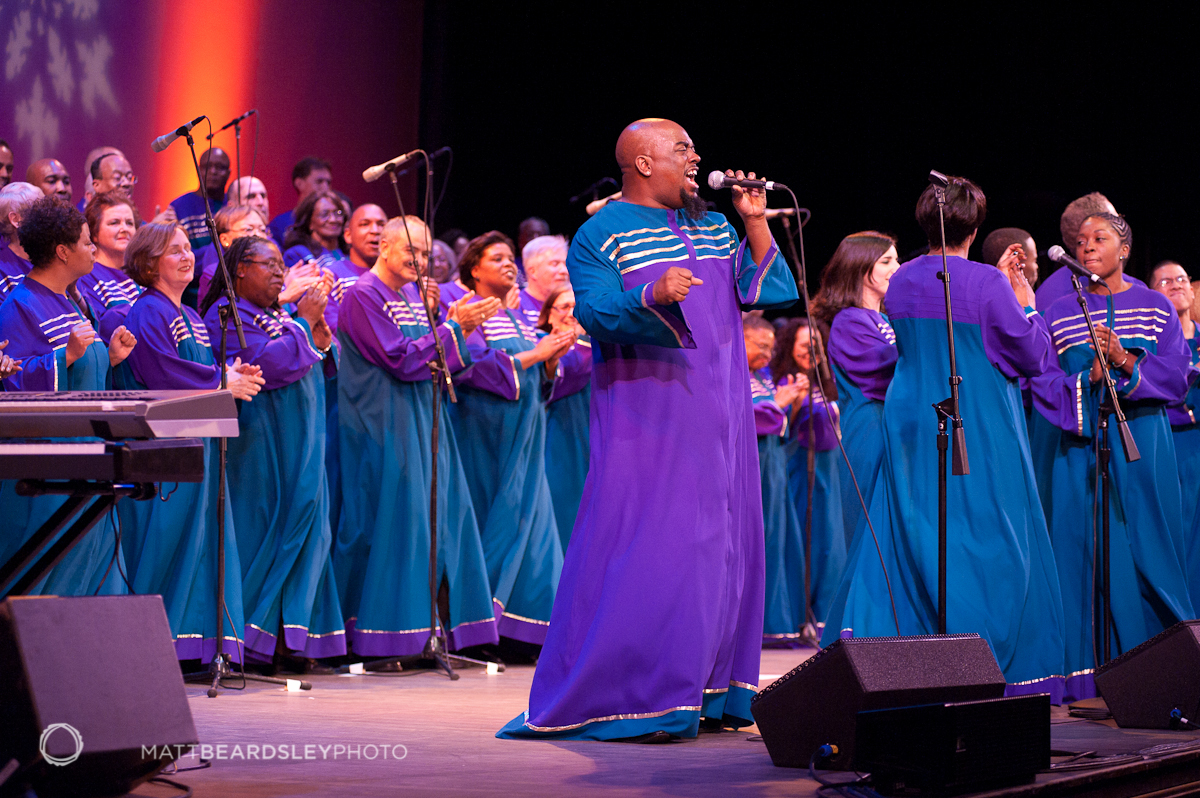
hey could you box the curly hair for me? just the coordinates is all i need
[123,222,188,288]
[16,196,88,268]
[84,191,141,243]
[457,230,516,291]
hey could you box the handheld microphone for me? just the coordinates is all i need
[707,171,787,191]
[1048,245,1103,285]
[764,207,795,220]
[363,150,422,183]
[151,116,206,153]
[216,109,257,133]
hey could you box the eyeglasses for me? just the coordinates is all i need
[109,172,137,185]
[242,258,285,274]
[316,208,345,221]
[1155,275,1191,289]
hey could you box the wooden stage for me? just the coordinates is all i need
[126,648,1200,798]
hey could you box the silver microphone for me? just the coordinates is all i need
[1048,245,1102,285]
[151,116,205,153]
[707,170,787,191]
[363,150,422,183]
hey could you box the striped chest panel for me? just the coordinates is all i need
[383,297,431,334]
[40,309,87,350]
[750,373,777,402]
[94,277,142,308]
[171,313,211,348]
[481,311,538,346]
[599,221,735,280]
[0,272,24,298]
[253,308,297,339]
[1049,305,1172,355]
[331,275,360,304]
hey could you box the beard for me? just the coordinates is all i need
[680,187,708,221]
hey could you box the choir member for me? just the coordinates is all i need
[0,197,136,594]
[770,317,846,626]
[1,182,41,300]
[1036,192,1144,307]
[824,175,1067,700]
[169,148,230,250]
[117,221,264,661]
[78,192,142,342]
[325,203,385,334]
[1150,260,1200,605]
[90,152,136,199]
[431,238,457,284]
[269,157,332,247]
[1032,214,1193,701]
[744,313,808,643]
[536,287,592,550]
[25,159,71,203]
[334,216,502,656]
[226,176,270,222]
[0,139,14,188]
[517,234,570,327]
[983,227,1039,286]
[810,232,900,550]
[201,236,346,666]
[78,146,123,211]
[282,190,347,269]
[450,230,574,647]
[499,120,797,741]
[195,204,268,300]
[515,216,550,276]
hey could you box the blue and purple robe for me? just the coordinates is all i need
[77,261,142,343]
[117,288,245,661]
[169,191,222,251]
[822,254,1067,702]
[0,278,126,595]
[785,382,846,627]
[499,201,797,741]
[204,295,346,661]
[333,271,498,655]
[0,239,32,301]
[752,371,806,644]
[267,210,293,249]
[1030,285,1194,701]
[448,305,564,644]
[283,244,343,270]
[1169,336,1200,608]
[826,307,897,550]
[1036,266,1145,310]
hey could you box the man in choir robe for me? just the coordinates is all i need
[325,203,386,334]
[334,216,503,657]
[78,145,123,210]
[226,176,270,222]
[169,148,230,251]
[269,157,332,247]
[499,118,798,741]
[516,234,570,327]
[26,159,71,203]
[1,182,42,300]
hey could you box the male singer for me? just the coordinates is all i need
[498,118,797,742]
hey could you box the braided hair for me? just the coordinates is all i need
[1083,212,1132,253]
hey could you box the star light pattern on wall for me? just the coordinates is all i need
[3,0,118,161]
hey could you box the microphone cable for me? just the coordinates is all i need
[782,185,900,637]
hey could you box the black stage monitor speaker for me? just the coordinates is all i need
[1095,620,1200,730]
[751,634,1007,769]
[0,595,198,797]
[855,694,1051,795]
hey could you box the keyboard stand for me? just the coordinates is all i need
[0,480,155,597]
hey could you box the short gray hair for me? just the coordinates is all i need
[522,234,568,270]
[0,182,46,238]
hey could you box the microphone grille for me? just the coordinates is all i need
[707,171,726,190]
[1047,245,1067,263]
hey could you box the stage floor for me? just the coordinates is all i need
[127,647,1200,798]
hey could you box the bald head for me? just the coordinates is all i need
[615,118,702,215]
[26,159,71,202]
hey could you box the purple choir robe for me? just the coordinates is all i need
[0,239,32,301]
[77,261,142,343]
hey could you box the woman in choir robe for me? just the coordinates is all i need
[1150,261,1200,605]
[200,236,346,667]
[744,313,808,644]
[78,193,142,342]
[0,182,41,300]
[810,232,900,551]
[449,231,574,648]
[1031,214,1193,701]
[770,317,845,629]
[334,216,503,657]
[195,204,267,300]
[536,287,592,551]
[282,191,347,269]
[117,222,265,661]
[0,197,136,594]
[824,176,1067,700]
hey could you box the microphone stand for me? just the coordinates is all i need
[569,176,618,206]
[928,170,969,637]
[1069,273,1139,665]
[336,155,494,679]
[178,130,304,696]
[780,211,822,646]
